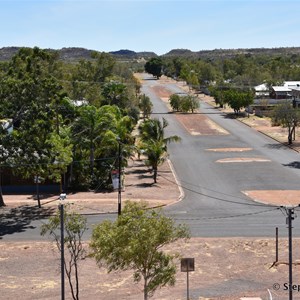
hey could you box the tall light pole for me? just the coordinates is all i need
[118,140,122,216]
[59,192,66,300]
[287,207,294,300]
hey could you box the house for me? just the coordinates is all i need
[270,86,292,99]
[291,86,300,99]
[254,83,269,98]
[255,81,300,99]
[283,81,300,88]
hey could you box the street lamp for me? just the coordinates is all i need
[117,139,122,216]
[59,192,66,300]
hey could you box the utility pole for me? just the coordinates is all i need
[287,207,294,300]
[118,140,122,216]
[59,193,66,300]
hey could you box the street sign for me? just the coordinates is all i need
[181,258,195,300]
[181,258,195,272]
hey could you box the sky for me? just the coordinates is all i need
[0,0,300,55]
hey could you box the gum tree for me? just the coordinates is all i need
[90,201,189,300]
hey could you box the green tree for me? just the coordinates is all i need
[145,58,163,79]
[169,94,181,112]
[41,205,87,300]
[272,101,300,145]
[0,48,73,190]
[0,123,11,206]
[71,105,135,188]
[92,51,116,82]
[101,80,128,108]
[181,95,199,113]
[223,89,254,115]
[72,105,111,178]
[138,118,180,183]
[139,94,153,119]
[90,201,189,300]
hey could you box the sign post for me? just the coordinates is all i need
[181,258,195,300]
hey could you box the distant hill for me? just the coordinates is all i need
[0,46,157,62]
[163,47,300,59]
[1,46,300,62]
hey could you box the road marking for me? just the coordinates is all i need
[216,157,271,163]
[206,148,253,152]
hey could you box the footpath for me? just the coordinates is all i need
[1,157,182,215]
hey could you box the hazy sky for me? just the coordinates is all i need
[1,0,299,55]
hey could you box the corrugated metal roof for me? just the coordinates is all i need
[254,83,268,91]
[272,86,291,92]
[284,81,300,87]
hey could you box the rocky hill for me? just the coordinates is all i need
[163,47,300,59]
[1,46,300,62]
[0,46,157,62]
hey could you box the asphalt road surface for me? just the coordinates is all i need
[140,74,300,237]
[4,74,300,241]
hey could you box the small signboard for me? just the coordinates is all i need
[34,175,42,184]
[181,258,195,272]
[111,170,120,190]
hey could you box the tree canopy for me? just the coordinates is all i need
[138,118,180,183]
[145,57,163,79]
[90,201,189,300]
[0,47,140,204]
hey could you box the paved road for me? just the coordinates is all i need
[140,74,300,237]
[3,74,300,241]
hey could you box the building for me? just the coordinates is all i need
[255,81,300,99]
[270,86,292,99]
[254,83,269,98]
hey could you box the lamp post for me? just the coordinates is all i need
[118,140,122,216]
[59,192,67,300]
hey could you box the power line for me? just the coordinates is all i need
[171,207,280,221]
[159,173,278,208]
[0,155,118,168]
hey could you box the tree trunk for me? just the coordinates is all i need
[0,190,5,207]
[90,143,94,176]
[144,277,148,300]
[0,170,5,207]
[153,167,157,183]
[288,126,293,145]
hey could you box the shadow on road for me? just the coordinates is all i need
[0,205,55,239]
[264,143,288,150]
[283,161,300,169]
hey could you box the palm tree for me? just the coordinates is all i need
[139,94,153,120]
[139,118,180,183]
[71,104,135,188]
[72,105,104,176]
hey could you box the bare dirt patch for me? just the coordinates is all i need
[175,113,229,136]
[243,190,300,206]
[1,238,299,300]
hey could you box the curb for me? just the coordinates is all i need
[167,158,185,204]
